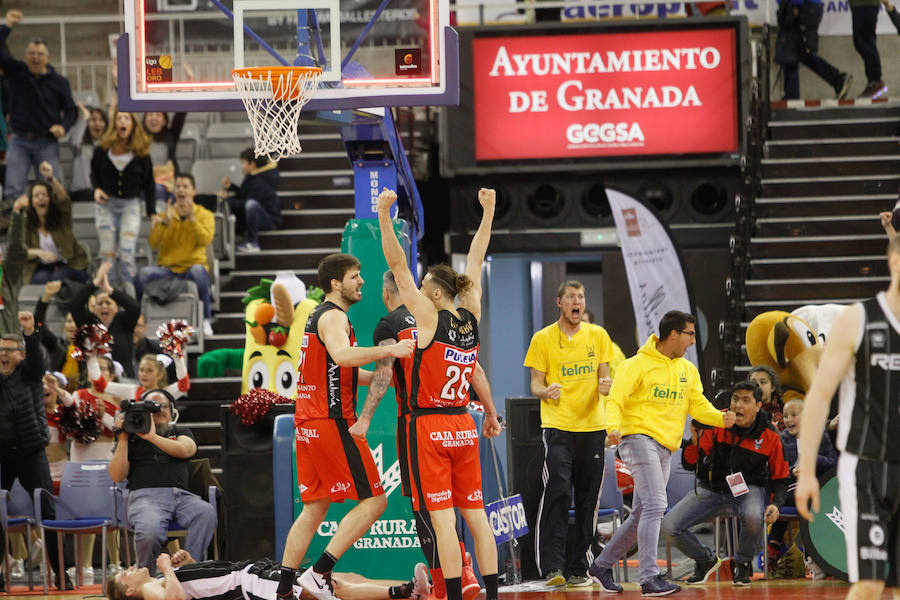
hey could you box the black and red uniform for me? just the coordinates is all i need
[372,305,418,496]
[295,301,383,503]
[682,410,790,506]
[407,308,484,512]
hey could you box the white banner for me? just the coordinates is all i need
[607,188,698,366]
[561,0,897,36]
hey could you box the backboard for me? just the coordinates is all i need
[120,0,457,112]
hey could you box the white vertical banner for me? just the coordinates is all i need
[607,188,699,367]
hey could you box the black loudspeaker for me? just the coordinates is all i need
[505,397,544,581]
[449,172,739,233]
[221,404,295,561]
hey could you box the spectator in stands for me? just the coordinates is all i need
[0,9,77,201]
[767,398,837,571]
[219,148,281,253]
[91,109,155,288]
[143,111,186,210]
[108,388,216,573]
[132,314,163,372]
[1,196,29,336]
[774,0,852,100]
[0,311,72,591]
[850,0,887,98]
[139,174,214,337]
[35,280,85,391]
[660,381,789,586]
[748,365,785,430]
[70,262,142,378]
[24,161,90,284]
[67,103,109,203]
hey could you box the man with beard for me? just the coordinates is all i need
[524,280,615,587]
[277,253,415,600]
[587,310,735,596]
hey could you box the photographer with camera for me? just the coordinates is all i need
[108,388,216,573]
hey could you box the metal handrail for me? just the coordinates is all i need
[720,23,769,388]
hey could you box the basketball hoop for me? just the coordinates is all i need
[232,66,323,161]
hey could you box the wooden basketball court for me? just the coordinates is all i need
[3,579,892,600]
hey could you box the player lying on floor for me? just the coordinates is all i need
[107,550,430,600]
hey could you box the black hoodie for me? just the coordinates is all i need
[682,409,790,507]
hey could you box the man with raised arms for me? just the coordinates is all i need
[377,187,499,600]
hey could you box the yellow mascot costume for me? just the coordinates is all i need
[241,277,319,399]
[744,311,823,402]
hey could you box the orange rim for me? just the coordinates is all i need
[232,66,322,101]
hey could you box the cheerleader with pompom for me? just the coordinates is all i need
[87,319,191,403]
[56,354,124,582]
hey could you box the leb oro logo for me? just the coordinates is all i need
[404,53,413,65]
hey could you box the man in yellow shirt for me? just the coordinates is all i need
[524,280,615,587]
[587,310,734,596]
[138,173,215,336]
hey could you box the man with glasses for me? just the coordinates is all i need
[587,310,735,596]
[0,9,77,201]
[0,311,71,590]
[524,280,616,587]
[109,389,217,573]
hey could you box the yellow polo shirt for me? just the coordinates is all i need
[524,322,615,432]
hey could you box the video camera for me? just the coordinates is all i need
[119,399,162,434]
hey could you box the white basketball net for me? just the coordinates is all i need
[232,68,322,162]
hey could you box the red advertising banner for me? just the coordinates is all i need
[472,28,738,161]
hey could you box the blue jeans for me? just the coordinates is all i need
[95,197,142,286]
[128,487,217,572]
[138,264,212,318]
[30,263,90,284]
[228,197,278,245]
[661,484,767,564]
[5,134,64,200]
[593,434,671,583]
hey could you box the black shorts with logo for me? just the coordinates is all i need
[838,452,900,586]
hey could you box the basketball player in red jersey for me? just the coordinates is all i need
[276,253,415,600]
[377,188,498,600]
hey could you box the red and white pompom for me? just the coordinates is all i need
[231,388,288,425]
[157,320,195,357]
[71,324,113,361]
[57,402,102,444]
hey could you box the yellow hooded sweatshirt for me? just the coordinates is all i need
[605,334,724,451]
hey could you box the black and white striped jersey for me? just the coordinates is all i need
[172,559,281,600]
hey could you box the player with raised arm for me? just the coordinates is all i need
[348,269,501,600]
[376,187,498,600]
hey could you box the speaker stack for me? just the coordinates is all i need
[449,173,738,234]
[221,404,295,561]
[505,397,544,581]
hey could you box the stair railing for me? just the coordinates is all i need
[716,25,770,391]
